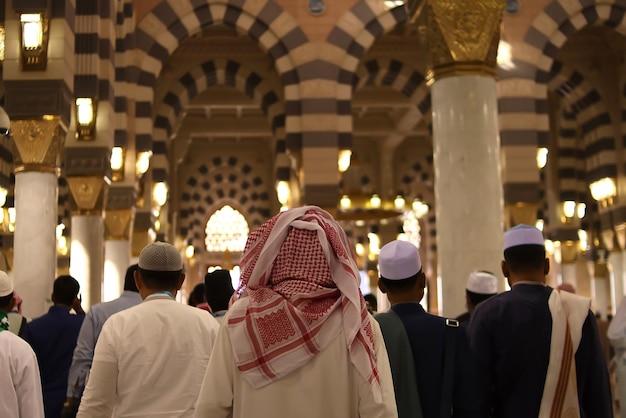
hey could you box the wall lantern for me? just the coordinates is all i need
[75,98,96,140]
[276,180,290,210]
[338,149,352,173]
[152,182,168,207]
[136,151,152,177]
[589,177,617,207]
[19,13,49,71]
[536,147,548,169]
[110,147,125,182]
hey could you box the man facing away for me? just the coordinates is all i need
[193,206,397,418]
[77,242,220,418]
[62,264,142,416]
[0,270,44,418]
[23,275,85,418]
[203,269,234,322]
[467,224,612,417]
[455,271,498,326]
[375,240,480,418]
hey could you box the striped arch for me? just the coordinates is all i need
[499,0,626,206]
[74,0,116,132]
[554,107,585,203]
[152,59,286,182]
[113,0,135,148]
[133,0,306,155]
[549,62,615,184]
[323,1,410,149]
[179,158,271,252]
[352,58,434,198]
[353,58,432,127]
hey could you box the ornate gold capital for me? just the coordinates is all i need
[427,0,504,81]
[561,240,578,264]
[104,208,134,241]
[593,260,609,279]
[131,230,154,257]
[505,203,538,229]
[67,176,110,215]
[12,118,65,174]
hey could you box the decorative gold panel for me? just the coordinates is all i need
[131,230,154,257]
[67,176,109,215]
[104,208,133,240]
[560,241,578,264]
[427,0,505,80]
[504,203,538,229]
[12,119,64,174]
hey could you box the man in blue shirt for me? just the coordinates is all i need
[23,275,85,418]
[62,265,142,417]
[375,240,480,418]
[468,224,612,417]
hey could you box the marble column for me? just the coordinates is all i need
[103,188,136,302]
[591,259,610,318]
[103,208,133,301]
[560,241,579,289]
[427,0,505,317]
[609,250,625,314]
[131,211,155,258]
[67,174,109,309]
[12,119,64,318]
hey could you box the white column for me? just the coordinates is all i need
[103,240,130,302]
[432,75,504,317]
[593,277,609,318]
[560,263,578,289]
[70,216,104,309]
[610,251,625,314]
[13,172,58,318]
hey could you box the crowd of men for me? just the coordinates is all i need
[0,206,618,417]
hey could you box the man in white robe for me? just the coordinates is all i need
[0,270,44,418]
[77,242,220,418]
[193,206,397,418]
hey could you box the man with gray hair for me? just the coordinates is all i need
[77,242,220,417]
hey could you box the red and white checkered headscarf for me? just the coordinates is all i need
[227,206,381,401]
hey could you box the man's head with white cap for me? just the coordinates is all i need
[465,271,498,313]
[0,271,16,312]
[377,240,426,304]
[502,224,549,286]
[135,242,185,299]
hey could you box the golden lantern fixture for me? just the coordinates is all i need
[110,147,125,182]
[75,98,97,140]
[19,12,49,71]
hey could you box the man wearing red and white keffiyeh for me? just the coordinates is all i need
[194,206,397,418]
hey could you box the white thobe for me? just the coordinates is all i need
[193,314,398,418]
[77,293,220,417]
[0,330,45,418]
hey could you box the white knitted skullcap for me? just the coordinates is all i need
[0,271,13,297]
[466,271,498,295]
[378,240,422,280]
[503,224,544,251]
[138,242,183,271]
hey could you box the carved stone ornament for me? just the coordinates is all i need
[427,0,505,80]
[104,208,134,241]
[505,203,538,229]
[131,230,154,257]
[67,175,110,215]
[560,240,578,264]
[12,119,65,174]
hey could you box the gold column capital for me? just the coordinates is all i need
[560,240,578,264]
[104,208,134,241]
[67,175,110,216]
[131,230,154,257]
[426,0,505,81]
[504,203,538,229]
[12,118,65,174]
